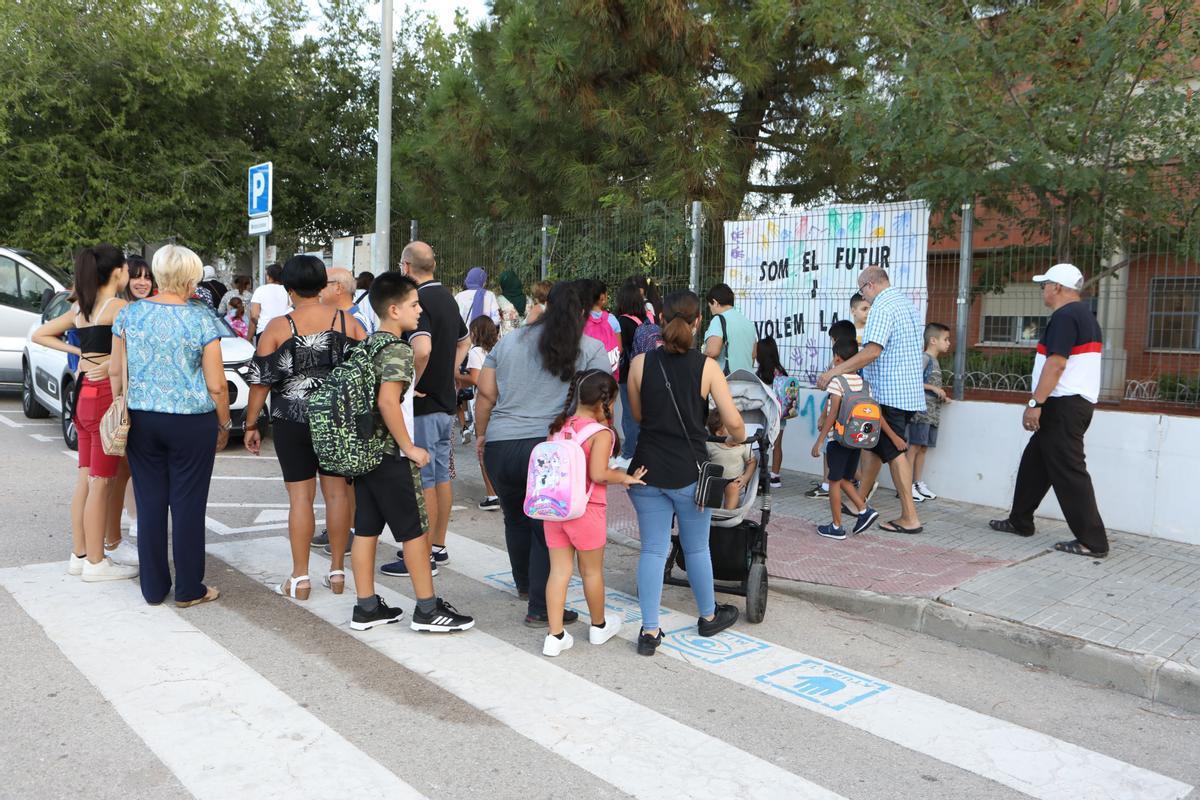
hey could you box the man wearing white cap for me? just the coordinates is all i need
[989,263,1108,557]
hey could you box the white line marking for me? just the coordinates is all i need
[253,509,290,524]
[205,516,323,536]
[0,414,23,428]
[0,409,25,413]
[216,454,273,460]
[0,562,426,800]
[29,433,58,442]
[442,533,1191,800]
[207,502,324,509]
[210,537,845,800]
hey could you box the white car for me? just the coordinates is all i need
[22,291,266,449]
[1,247,72,389]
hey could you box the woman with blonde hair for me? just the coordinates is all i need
[110,245,230,606]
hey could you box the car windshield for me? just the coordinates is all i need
[16,250,72,287]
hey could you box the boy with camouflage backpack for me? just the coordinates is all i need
[309,272,474,633]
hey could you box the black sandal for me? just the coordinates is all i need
[1053,540,1108,558]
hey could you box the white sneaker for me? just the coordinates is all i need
[106,538,139,566]
[915,481,937,500]
[588,617,622,646]
[127,519,138,539]
[909,483,926,503]
[81,556,138,582]
[67,553,86,576]
[542,630,575,657]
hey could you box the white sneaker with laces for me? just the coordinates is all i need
[542,630,574,657]
[106,538,140,566]
[67,553,86,576]
[909,483,926,503]
[588,617,622,646]
[915,481,937,500]
[81,556,138,582]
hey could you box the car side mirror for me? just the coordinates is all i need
[40,288,54,314]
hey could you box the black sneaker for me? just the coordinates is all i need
[637,628,663,656]
[380,554,438,577]
[431,545,449,565]
[697,603,739,637]
[312,529,329,548]
[411,598,475,632]
[478,497,500,511]
[804,483,829,498]
[524,609,579,628]
[350,596,403,631]
[769,474,782,489]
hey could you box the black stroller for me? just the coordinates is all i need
[663,369,779,623]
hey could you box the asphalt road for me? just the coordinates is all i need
[0,395,1196,800]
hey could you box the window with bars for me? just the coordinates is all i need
[979,284,1047,346]
[1147,277,1200,351]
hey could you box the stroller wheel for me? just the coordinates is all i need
[745,561,768,623]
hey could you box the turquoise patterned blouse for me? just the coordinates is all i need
[113,300,225,414]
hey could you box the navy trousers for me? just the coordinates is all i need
[127,410,217,604]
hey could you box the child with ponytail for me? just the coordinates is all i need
[541,369,647,657]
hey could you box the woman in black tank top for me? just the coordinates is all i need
[624,290,746,656]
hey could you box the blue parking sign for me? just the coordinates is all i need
[248,162,272,217]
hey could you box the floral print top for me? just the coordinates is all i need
[248,310,355,423]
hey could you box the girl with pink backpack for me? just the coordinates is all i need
[530,369,647,656]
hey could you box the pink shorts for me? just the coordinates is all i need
[543,503,607,551]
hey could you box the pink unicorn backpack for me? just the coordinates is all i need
[523,420,609,522]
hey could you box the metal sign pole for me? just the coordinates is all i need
[688,201,703,294]
[373,0,393,273]
[953,200,973,401]
[258,235,266,287]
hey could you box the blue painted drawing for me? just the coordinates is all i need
[756,659,891,711]
[662,626,772,665]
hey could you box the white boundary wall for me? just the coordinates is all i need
[779,390,1199,546]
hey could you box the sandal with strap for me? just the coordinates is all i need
[176,586,220,608]
[274,575,311,600]
[1053,540,1108,558]
[323,570,346,595]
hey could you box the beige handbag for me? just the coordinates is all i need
[100,344,131,456]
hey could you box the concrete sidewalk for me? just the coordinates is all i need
[604,468,1200,713]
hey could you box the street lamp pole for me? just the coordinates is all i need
[373,0,393,273]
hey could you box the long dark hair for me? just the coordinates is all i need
[616,280,646,320]
[756,335,786,384]
[549,369,620,455]
[661,290,701,354]
[124,256,155,301]
[74,244,125,319]
[533,280,586,381]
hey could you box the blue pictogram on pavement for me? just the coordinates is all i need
[661,626,772,664]
[755,659,891,711]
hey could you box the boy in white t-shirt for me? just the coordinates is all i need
[456,316,501,509]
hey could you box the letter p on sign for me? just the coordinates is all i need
[248,161,272,217]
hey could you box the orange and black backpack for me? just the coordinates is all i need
[833,376,882,449]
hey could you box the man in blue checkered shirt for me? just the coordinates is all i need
[818,266,926,534]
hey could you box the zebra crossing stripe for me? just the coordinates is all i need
[0,562,426,800]
[209,537,847,800]
[442,532,1193,800]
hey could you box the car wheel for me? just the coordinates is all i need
[61,378,78,451]
[22,362,50,419]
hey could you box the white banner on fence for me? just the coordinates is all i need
[723,200,930,384]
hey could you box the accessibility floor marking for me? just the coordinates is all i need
[442,532,1192,800]
[210,537,846,800]
[0,562,426,800]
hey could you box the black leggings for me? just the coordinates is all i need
[484,437,549,616]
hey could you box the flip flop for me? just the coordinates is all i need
[877,520,924,534]
[1053,540,1108,558]
[176,586,220,608]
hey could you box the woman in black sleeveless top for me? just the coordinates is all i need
[626,290,746,656]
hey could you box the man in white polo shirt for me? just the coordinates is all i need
[989,263,1108,557]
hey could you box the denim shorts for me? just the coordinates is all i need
[412,412,453,488]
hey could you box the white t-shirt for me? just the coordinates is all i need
[250,284,291,334]
[465,345,487,373]
[455,289,501,326]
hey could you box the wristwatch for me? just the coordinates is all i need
[1027,398,1042,409]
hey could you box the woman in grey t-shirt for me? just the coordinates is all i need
[473,281,610,626]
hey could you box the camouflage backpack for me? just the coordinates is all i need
[308,332,401,478]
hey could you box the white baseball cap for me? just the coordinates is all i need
[1032,263,1083,288]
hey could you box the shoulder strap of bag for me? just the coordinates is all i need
[654,352,703,471]
[716,313,730,375]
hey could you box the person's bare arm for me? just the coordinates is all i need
[473,366,498,462]
[455,335,470,367]
[108,335,126,396]
[410,333,432,386]
[880,415,907,451]
[817,343,882,389]
[202,339,231,451]
[704,335,723,359]
[32,308,78,355]
[378,381,429,467]
[248,301,262,339]
[704,359,745,443]
[627,354,644,422]
[586,429,647,486]
[812,395,840,457]
[1023,354,1067,432]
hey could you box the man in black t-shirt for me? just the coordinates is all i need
[380,242,469,578]
[989,263,1108,557]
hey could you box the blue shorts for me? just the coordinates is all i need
[413,412,453,489]
[907,421,938,448]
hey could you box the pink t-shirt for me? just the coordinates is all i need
[562,414,612,507]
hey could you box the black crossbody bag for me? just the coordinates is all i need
[654,352,730,509]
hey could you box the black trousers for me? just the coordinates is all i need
[127,410,218,604]
[484,437,549,617]
[1009,395,1108,552]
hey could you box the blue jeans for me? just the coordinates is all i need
[629,483,715,631]
[618,383,639,459]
